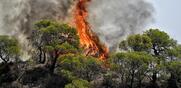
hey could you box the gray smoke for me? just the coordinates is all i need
[88,0,154,51]
[0,0,154,59]
[0,0,74,34]
[0,0,74,60]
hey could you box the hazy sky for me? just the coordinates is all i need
[149,0,181,44]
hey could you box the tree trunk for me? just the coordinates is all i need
[38,47,42,63]
[38,47,46,64]
[42,52,46,63]
[147,72,159,88]
[130,70,135,88]
[152,72,157,83]
[49,51,59,74]
[138,79,142,88]
[167,73,178,88]
[49,57,57,74]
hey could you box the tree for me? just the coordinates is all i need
[145,29,176,56]
[65,79,91,88]
[119,29,180,88]
[58,54,103,82]
[144,29,178,87]
[30,20,79,73]
[166,45,181,88]
[109,52,154,88]
[167,45,181,61]
[0,35,20,63]
[120,34,152,52]
[166,61,181,88]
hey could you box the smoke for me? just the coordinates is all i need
[0,0,154,59]
[0,0,74,60]
[88,0,154,51]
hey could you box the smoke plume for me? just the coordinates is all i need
[0,0,74,60]
[0,0,154,59]
[88,0,154,51]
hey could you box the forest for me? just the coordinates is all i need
[0,20,181,88]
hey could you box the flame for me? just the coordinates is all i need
[73,0,108,60]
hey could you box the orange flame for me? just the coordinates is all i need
[73,0,108,60]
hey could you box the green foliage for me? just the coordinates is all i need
[32,20,79,51]
[166,61,181,78]
[122,34,152,51]
[28,20,81,73]
[177,45,181,58]
[65,79,91,88]
[58,54,103,81]
[30,20,80,70]
[117,29,181,88]
[111,51,154,73]
[120,29,177,57]
[1,20,180,88]
[145,29,177,56]
[0,35,20,63]
[119,40,128,51]
[102,72,122,88]
[167,45,181,60]
[145,29,175,47]
[110,52,153,67]
[59,69,77,81]
[109,52,155,87]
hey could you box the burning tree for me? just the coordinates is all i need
[73,0,109,60]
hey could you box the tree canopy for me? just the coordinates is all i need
[0,21,181,88]
[0,35,20,63]
[30,20,80,73]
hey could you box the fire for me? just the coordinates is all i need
[73,0,109,60]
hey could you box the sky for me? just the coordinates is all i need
[148,0,181,44]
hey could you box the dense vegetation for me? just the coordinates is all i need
[0,20,181,88]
